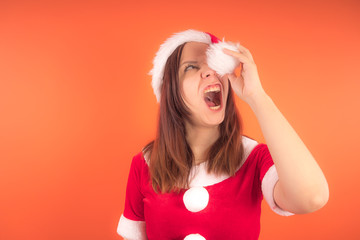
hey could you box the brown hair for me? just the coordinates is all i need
[143,43,244,193]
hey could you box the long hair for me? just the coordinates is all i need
[143,43,244,193]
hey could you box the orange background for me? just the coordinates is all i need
[1,0,359,239]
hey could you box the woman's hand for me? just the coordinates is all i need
[223,45,266,104]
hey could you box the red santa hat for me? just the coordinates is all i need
[149,29,240,102]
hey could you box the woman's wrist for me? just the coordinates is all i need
[245,90,271,112]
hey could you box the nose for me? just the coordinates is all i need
[201,67,216,79]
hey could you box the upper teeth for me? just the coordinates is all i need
[204,85,220,93]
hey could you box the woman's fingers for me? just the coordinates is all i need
[222,48,240,57]
[223,44,254,62]
[227,73,243,87]
[223,49,250,65]
[236,44,254,61]
[226,73,244,99]
[227,73,237,82]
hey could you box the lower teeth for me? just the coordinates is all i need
[210,105,220,110]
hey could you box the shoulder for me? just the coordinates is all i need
[242,135,260,161]
[132,151,146,164]
[242,136,271,159]
[129,151,148,174]
[241,136,273,175]
[126,152,151,189]
[243,140,274,181]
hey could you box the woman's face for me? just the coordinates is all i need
[178,42,229,128]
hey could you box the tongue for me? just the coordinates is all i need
[205,97,216,107]
[204,92,220,107]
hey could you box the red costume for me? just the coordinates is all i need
[117,137,293,240]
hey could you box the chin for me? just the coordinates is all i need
[203,111,225,127]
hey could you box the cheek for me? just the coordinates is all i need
[182,78,198,102]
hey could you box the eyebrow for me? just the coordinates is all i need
[180,61,198,67]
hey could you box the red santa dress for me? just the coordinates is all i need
[117,137,294,240]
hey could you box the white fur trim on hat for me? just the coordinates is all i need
[149,29,240,102]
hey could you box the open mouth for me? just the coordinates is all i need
[204,84,222,110]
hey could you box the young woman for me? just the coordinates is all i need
[117,29,329,240]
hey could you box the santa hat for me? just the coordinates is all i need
[149,29,240,102]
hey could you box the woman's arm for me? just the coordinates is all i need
[224,47,329,214]
[248,92,329,213]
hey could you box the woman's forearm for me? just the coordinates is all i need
[248,92,329,214]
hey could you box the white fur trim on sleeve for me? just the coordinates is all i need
[261,165,294,216]
[117,214,147,240]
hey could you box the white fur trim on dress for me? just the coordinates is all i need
[188,136,258,187]
[142,136,258,188]
[241,136,258,160]
[149,29,240,102]
[261,165,294,216]
[117,214,147,240]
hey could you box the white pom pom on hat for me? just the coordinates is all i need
[149,29,240,102]
[207,40,240,76]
